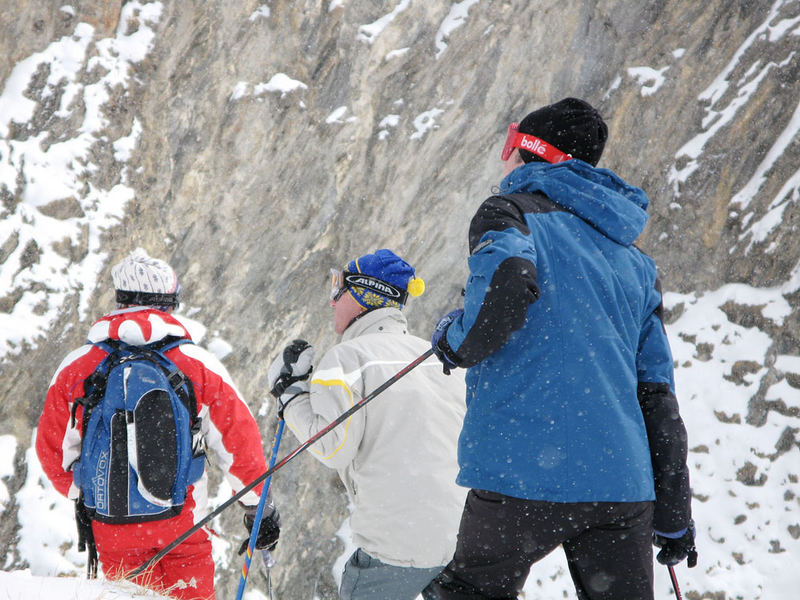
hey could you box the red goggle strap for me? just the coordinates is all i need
[503,124,573,164]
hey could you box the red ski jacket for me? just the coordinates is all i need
[36,307,267,552]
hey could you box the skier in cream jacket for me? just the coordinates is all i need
[268,249,467,600]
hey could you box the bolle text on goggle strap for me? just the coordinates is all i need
[343,272,408,304]
[501,122,572,164]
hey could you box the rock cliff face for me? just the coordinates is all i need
[1,1,799,598]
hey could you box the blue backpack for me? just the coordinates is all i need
[71,337,205,523]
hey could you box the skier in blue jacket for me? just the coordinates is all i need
[430,98,696,600]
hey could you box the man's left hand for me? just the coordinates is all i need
[239,505,281,554]
[654,522,697,567]
[268,340,314,417]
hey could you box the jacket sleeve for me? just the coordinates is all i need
[282,346,366,471]
[36,375,81,499]
[443,195,540,367]
[636,278,692,533]
[175,345,267,506]
[35,345,101,500]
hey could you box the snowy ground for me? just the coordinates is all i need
[0,570,271,600]
[0,571,170,600]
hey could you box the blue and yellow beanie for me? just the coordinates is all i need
[344,249,425,310]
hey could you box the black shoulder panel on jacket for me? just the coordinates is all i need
[468,193,565,253]
[456,256,540,367]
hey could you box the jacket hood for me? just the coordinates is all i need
[499,159,649,246]
[88,307,192,345]
[342,307,408,342]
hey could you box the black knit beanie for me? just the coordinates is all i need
[517,98,608,166]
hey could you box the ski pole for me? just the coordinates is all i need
[236,418,285,600]
[668,565,683,600]
[128,348,435,578]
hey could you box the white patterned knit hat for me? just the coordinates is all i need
[111,248,180,309]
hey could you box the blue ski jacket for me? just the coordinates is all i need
[440,159,691,532]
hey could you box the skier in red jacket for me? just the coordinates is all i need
[36,249,279,600]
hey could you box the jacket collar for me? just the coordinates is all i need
[342,307,408,342]
[88,307,192,345]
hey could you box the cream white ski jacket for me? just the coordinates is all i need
[283,307,467,568]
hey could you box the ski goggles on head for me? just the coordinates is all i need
[330,268,348,302]
[501,122,573,164]
[115,286,181,310]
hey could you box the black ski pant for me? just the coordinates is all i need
[430,489,655,600]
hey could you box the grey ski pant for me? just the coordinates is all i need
[339,548,444,600]
[430,489,655,600]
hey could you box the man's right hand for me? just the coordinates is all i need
[431,310,463,375]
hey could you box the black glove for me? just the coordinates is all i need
[267,340,314,418]
[431,310,462,375]
[654,521,697,567]
[239,505,281,555]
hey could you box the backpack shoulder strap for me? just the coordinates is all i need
[70,340,120,428]
[142,337,200,431]
[147,335,192,353]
